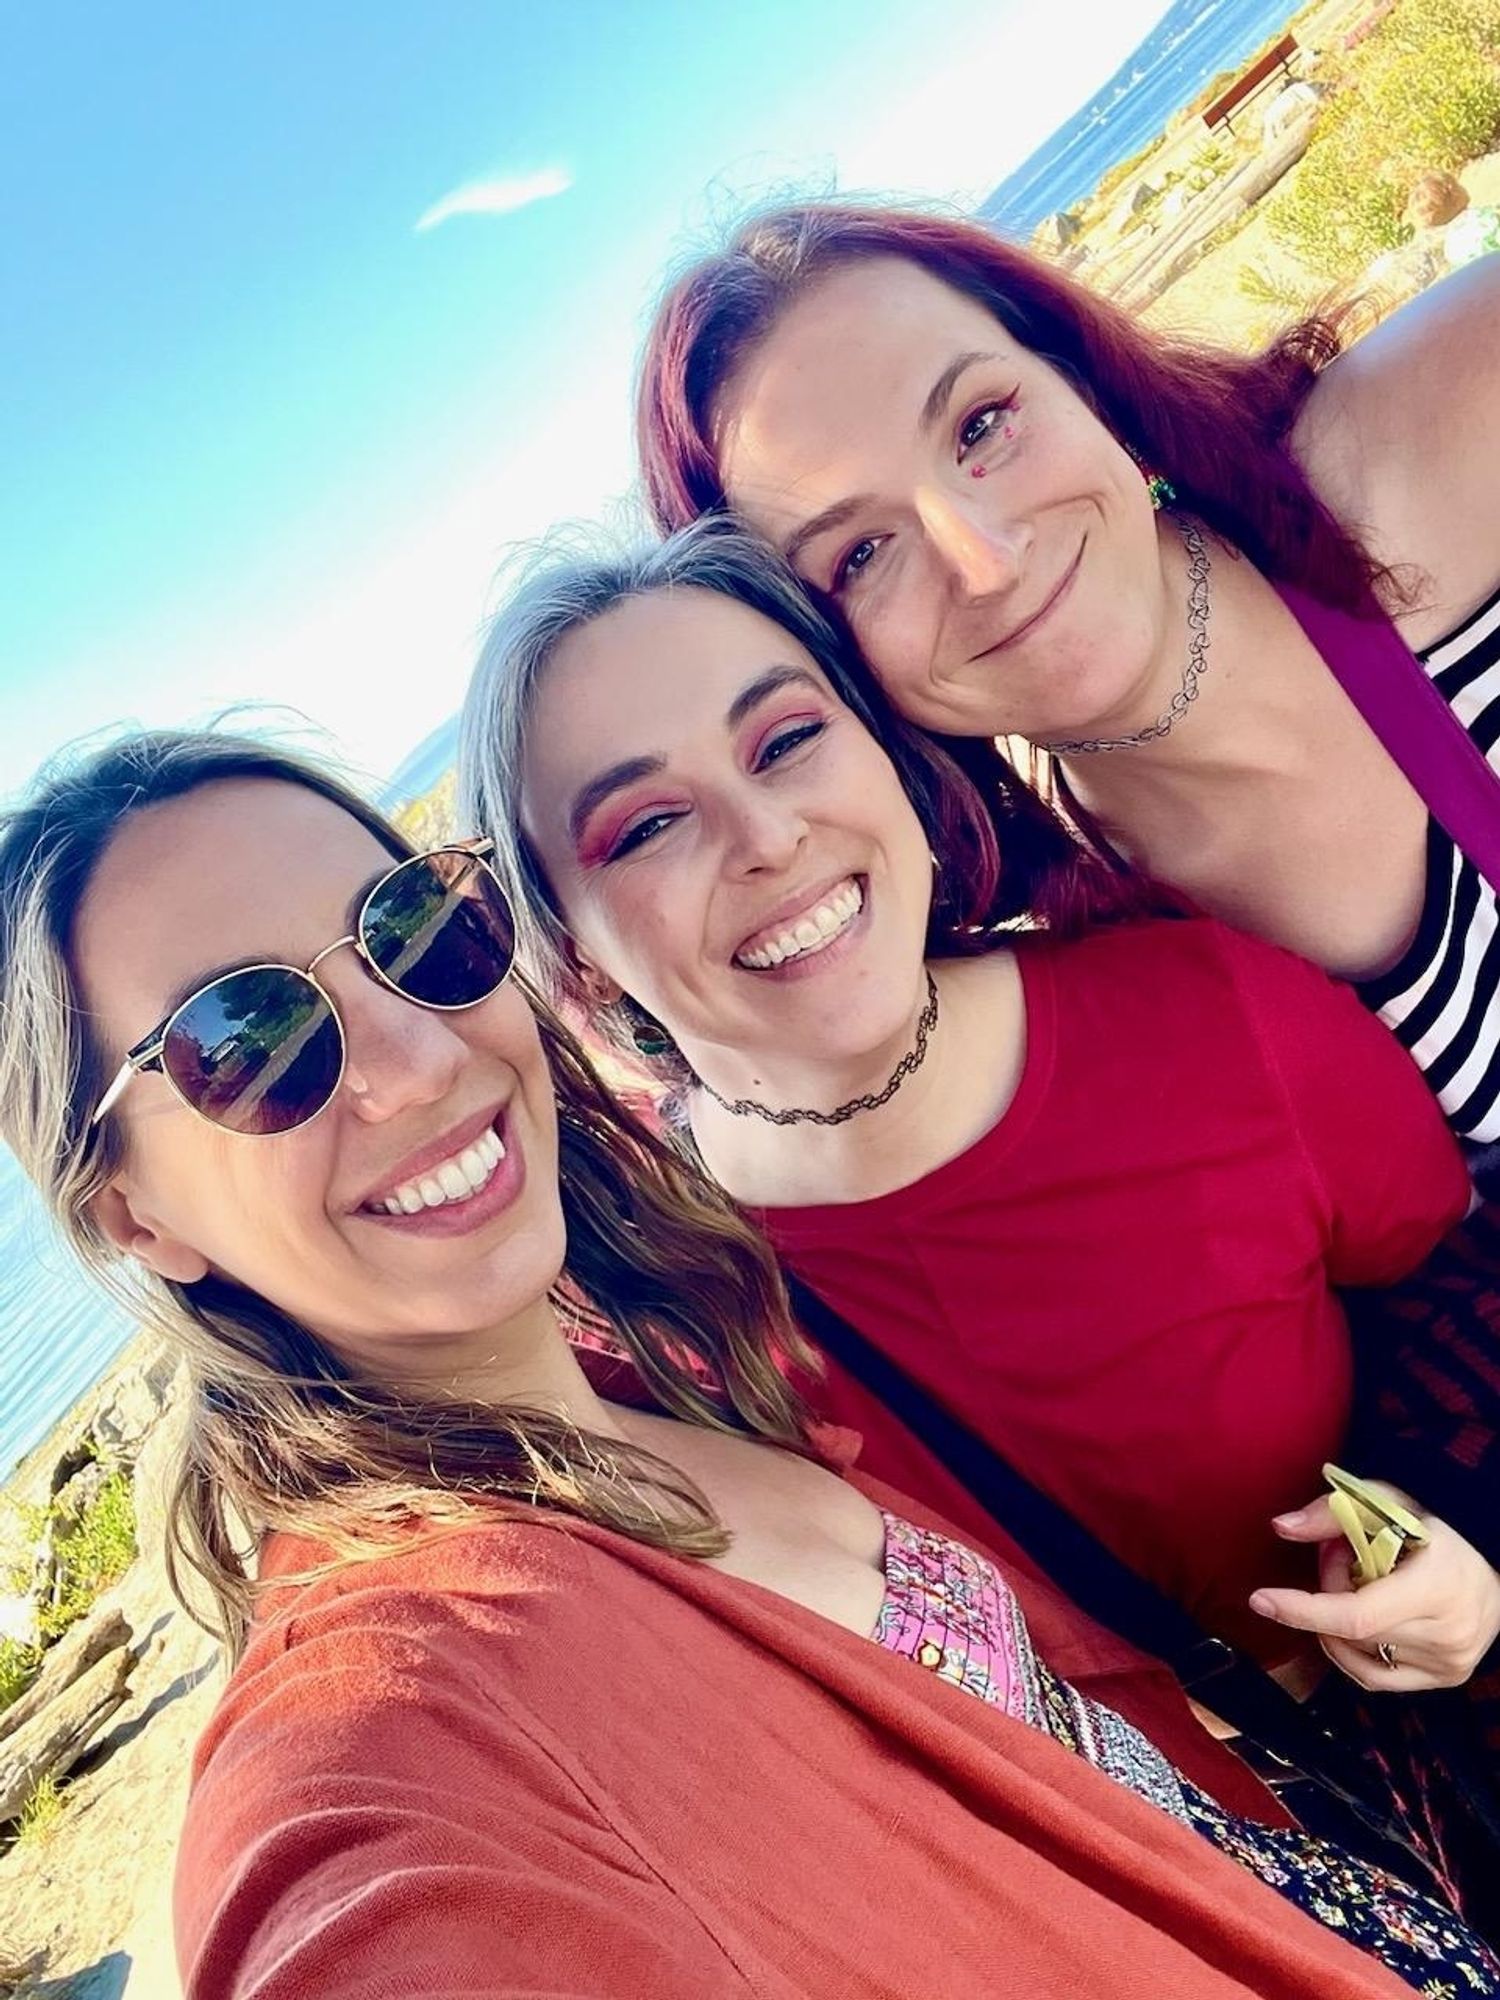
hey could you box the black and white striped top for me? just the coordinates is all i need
[1360,583,1500,1144]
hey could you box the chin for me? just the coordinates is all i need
[1024,667,1146,744]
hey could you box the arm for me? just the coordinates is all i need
[1227,931,1500,1683]
[1294,254,1500,643]
[175,1611,749,2000]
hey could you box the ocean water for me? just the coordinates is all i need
[982,0,1305,239]
[1,0,1306,1478]
[0,1145,130,1480]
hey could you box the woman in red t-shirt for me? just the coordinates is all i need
[463,518,1497,1706]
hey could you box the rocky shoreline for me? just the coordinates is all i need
[0,1337,219,2000]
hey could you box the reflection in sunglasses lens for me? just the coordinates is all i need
[363,853,515,1008]
[163,969,343,1134]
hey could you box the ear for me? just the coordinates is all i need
[562,935,623,1009]
[90,1179,211,1285]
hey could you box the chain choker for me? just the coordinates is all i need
[1042,517,1212,755]
[694,973,940,1127]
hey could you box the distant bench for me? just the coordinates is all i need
[1202,33,1299,135]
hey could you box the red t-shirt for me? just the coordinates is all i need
[759,917,1469,1661]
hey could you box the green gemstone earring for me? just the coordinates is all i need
[1125,441,1175,511]
[1144,470,1177,511]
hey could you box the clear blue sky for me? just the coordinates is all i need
[1,1,1171,801]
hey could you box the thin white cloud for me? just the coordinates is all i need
[414,166,573,233]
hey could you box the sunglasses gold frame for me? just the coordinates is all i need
[91,839,511,1136]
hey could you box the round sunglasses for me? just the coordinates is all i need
[91,842,517,1137]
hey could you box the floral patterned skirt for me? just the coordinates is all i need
[875,1512,1500,1996]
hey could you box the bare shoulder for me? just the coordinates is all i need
[1292,257,1500,641]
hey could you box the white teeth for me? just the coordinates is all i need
[736,881,864,971]
[368,1124,507,1217]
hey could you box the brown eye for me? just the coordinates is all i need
[833,537,883,592]
[957,405,1004,457]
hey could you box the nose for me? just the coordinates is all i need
[722,786,808,879]
[321,954,466,1123]
[916,487,1030,601]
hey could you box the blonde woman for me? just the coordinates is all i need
[1,730,1493,1997]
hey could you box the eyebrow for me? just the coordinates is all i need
[919,350,998,430]
[567,754,666,846]
[725,664,821,730]
[779,351,1002,569]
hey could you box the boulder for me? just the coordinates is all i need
[51,1459,107,1539]
[89,1344,180,1462]
[129,1392,189,1583]
[0,1948,46,1998]
[0,1641,133,1823]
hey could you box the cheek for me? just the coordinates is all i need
[574,862,705,997]
[469,981,545,1065]
[847,574,940,705]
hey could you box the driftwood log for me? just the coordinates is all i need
[0,1606,131,1744]
[0,1627,133,1822]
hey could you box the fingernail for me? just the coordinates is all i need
[1273,1510,1305,1528]
[1248,1592,1277,1617]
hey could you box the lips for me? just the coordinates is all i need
[367,1126,506,1216]
[350,1102,508,1215]
[971,540,1084,660]
[734,877,865,971]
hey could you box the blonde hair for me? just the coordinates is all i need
[0,730,814,1655]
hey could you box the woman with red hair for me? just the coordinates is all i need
[636,202,1500,1147]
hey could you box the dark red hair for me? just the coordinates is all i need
[637,201,1386,611]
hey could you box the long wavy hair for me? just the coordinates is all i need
[460,517,1163,1085]
[0,730,815,1656]
[636,200,1391,612]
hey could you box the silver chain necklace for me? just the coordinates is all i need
[1042,517,1212,756]
[695,972,939,1127]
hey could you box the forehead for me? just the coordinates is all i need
[75,777,389,1038]
[521,586,827,811]
[719,256,1028,524]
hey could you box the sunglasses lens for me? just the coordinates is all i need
[162,968,343,1135]
[362,851,516,1007]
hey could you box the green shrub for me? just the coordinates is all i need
[1238,259,1317,313]
[1268,0,1500,277]
[37,1469,136,1643]
[0,1639,39,1715]
[15,1773,65,1847]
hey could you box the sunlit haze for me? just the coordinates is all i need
[2,1,1174,802]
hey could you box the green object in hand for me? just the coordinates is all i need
[1322,1463,1428,1588]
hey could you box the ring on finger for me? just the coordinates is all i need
[1376,1640,1399,1671]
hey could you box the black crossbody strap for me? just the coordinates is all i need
[784,1271,1414,1850]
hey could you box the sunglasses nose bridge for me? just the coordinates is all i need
[305,933,358,982]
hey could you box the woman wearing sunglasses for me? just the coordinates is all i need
[461,520,1500,1921]
[3,728,1488,1996]
[637,204,1500,1150]
[3,729,1497,1998]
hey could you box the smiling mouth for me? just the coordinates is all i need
[973,541,1084,659]
[735,878,865,971]
[362,1123,507,1217]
